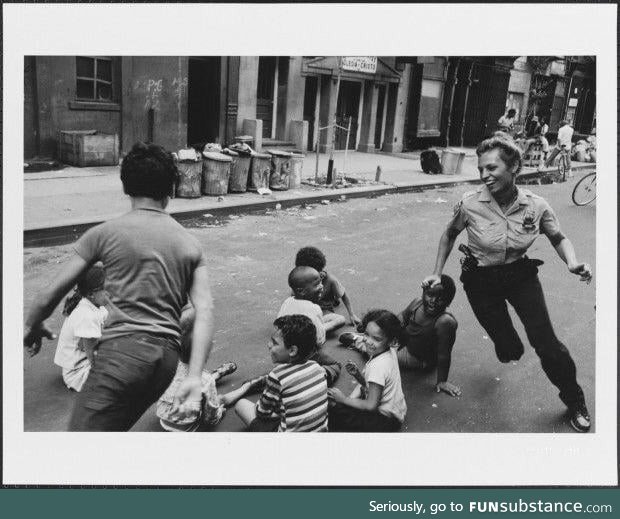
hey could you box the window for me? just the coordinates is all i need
[417,58,446,136]
[417,79,444,134]
[76,56,113,101]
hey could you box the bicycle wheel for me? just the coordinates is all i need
[572,172,597,206]
[557,154,568,182]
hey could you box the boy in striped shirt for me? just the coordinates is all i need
[234,315,328,432]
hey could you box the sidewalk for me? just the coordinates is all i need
[24,150,595,244]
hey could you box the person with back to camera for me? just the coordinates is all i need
[295,246,361,328]
[24,142,215,431]
[277,266,342,385]
[234,315,329,432]
[422,135,593,432]
[543,120,574,175]
[328,309,407,432]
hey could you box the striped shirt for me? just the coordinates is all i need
[255,360,328,432]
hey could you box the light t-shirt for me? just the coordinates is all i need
[557,124,574,149]
[54,298,108,370]
[277,296,326,345]
[364,348,407,423]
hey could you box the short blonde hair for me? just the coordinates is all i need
[476,136,523,175]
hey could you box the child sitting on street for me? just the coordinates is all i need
[295,246,360,327]
[339,275,461,397]
[54,263,108,391]
[397,275,460,397]
[328,309,407,432]
[157,305,260,432]
[277,266,341,385]
[234,315,329,432]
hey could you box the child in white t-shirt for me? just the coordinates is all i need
[54,264,108,391]
[328,309,407,432]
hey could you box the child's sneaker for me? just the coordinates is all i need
[338,332,363,350]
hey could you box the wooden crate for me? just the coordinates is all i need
[58,130,119,167]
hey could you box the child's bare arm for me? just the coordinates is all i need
[341,292,360,326]
[435,314,461,397]
[328,382,382,412]
[78,337,99,365]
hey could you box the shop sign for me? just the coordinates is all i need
[341,57,377,74]
[568,98,578,107]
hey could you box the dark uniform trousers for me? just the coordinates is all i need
[462,260,585,409]
[69,333,179,431]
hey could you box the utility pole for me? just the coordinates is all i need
[326,57,342,184]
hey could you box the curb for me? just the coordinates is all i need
[24,177,481,247]
[23,164,595,247]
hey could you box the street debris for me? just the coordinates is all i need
[202,213,214,218]
[275,203,282,210]
[320,199,330,205]
[431,403,438,408]
[217,196,224,202]
[434,197,448,204]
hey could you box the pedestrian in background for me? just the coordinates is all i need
[423,135,593,433]
[544,120,574,174]
[498,108,517,135]
[24,142,215,431]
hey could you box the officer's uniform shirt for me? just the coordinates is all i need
[448,186,564,267]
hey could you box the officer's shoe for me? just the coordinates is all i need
[569,402,591,433]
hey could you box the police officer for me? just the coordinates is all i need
[423,135,593,433]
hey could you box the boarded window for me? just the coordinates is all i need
[76,56,113,101]
[417,58,446,136]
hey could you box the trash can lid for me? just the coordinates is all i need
[202,151,232,162]
[266,149,292,157]
[290,151,305,158]
[251,152,271,159]
[222,148,239,157]
[234,135,254,142]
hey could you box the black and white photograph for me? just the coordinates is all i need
[5,4,617,486]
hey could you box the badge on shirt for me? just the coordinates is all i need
[522,208,537,230]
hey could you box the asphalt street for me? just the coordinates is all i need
[23,176,596,433]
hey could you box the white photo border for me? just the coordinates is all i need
[4,3,617,486]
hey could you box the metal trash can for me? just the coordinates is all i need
[267,149,292,191]
[248,152,271,192]
[234,135,254,148]
[223,148,251,193]
[440,148,466,175]
[289,150,305,189]
[202,151,232,195]
[175,160,203,198]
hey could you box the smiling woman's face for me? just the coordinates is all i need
[478,148,517,196]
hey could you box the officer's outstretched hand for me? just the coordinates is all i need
[569,262,592,284]
[422,274,441,289]
[24,322,56,357]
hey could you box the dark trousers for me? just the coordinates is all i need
[328,404,401,432]
[463,271,584,408]
[69,334,179,431]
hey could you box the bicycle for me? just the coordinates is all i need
[557,146,570,182]
[571,171,596,206]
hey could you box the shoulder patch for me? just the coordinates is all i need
[453,199,463,216]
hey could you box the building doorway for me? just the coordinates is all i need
[374,84,387,150]
[257,56,277,139]
[303,76,319,151]
[187,57,221,147]
[335,80,361,150]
